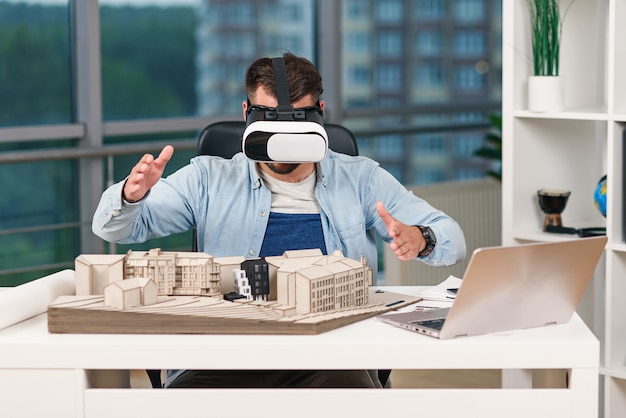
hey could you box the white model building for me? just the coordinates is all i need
[125,249,221,296]
[76,249,221,297]
[268,249,372,315]
[75,248,372,316]
[214,255,246,294]
[75,253,126,295]
[104,277,158,310]
[232,269,253,300]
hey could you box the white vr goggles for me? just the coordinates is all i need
[242,57,328,163]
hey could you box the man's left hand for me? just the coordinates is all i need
[376,201,426,261]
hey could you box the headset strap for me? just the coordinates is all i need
[272,57,293,120]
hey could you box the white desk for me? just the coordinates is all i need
[0,286,598,418]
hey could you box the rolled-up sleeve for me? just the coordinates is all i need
[365,165,467,267]
[92,180,149,244]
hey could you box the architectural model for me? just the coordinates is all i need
[49,248,418,335]
[75,248,372,316]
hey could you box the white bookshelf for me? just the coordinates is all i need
[503,1,626,416]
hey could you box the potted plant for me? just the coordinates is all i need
[527,0,575,112]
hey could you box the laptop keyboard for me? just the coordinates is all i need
[413,318,446,330]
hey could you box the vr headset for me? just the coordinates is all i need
[242,57,328,163]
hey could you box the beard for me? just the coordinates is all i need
[264,163,300,175]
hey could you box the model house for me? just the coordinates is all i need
[76,249,221,297]
[239,258,270,301]
[214,255,246,294]
[104,277,158,310]
[232,269,253,300]
[268,249,372,315]
[75,253,126,296]
[124,249,221,296]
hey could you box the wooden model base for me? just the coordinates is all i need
[48,289,419,335]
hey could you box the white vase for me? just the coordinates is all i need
[528,76,564,112]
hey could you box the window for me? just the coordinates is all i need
[414,134,445,155]
[414,30,442,56]
[453,0,485,23]
[376,135,403,159]
[376,64,402,91]
[454,64,485,92]
[375,0,403,23]
[341,0,500,184]
[0,2,72,127]
[345,33,371,53]
[413,0,445,21]
[0,2,76,284]
[224,3,254,25]
[453,132,484,157]
[0,158,78,285]
[197,0,315,117]
[281,3,304,21]
[100,2,199,121]
[263,35,305,56]
[345,0,369,19]
[377,31,402,57]
[0,0,501,285]
[414,62,445,87]
[454,30,485,56]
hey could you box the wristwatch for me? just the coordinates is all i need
[417,225,436,257]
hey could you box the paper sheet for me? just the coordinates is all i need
[416,275,463,301]
[0,269,75,330]
[391,275,462,313]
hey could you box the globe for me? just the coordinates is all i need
[594,175,607,217]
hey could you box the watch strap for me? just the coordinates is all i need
[417,225,436,257]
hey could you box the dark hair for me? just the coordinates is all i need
[244,52,323,103]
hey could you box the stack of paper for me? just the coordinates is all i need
[390,275,462,313]
[416,275,462,302]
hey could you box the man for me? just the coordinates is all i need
[92,52,466,388]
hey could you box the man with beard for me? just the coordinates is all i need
[92,52,466,389]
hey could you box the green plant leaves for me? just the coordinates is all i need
[529,0,561,76]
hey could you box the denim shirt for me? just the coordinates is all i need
[93,150,466,274]
[92,150,466,386]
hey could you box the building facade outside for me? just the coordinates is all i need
[195,0,502,184]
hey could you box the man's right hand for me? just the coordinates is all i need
[123,145,174,202]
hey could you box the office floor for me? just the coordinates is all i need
[130,369,502,389]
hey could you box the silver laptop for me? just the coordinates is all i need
[377,236,607,339]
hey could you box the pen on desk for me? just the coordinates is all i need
[385,300,405,307]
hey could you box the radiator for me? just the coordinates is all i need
[383,178,502,286]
